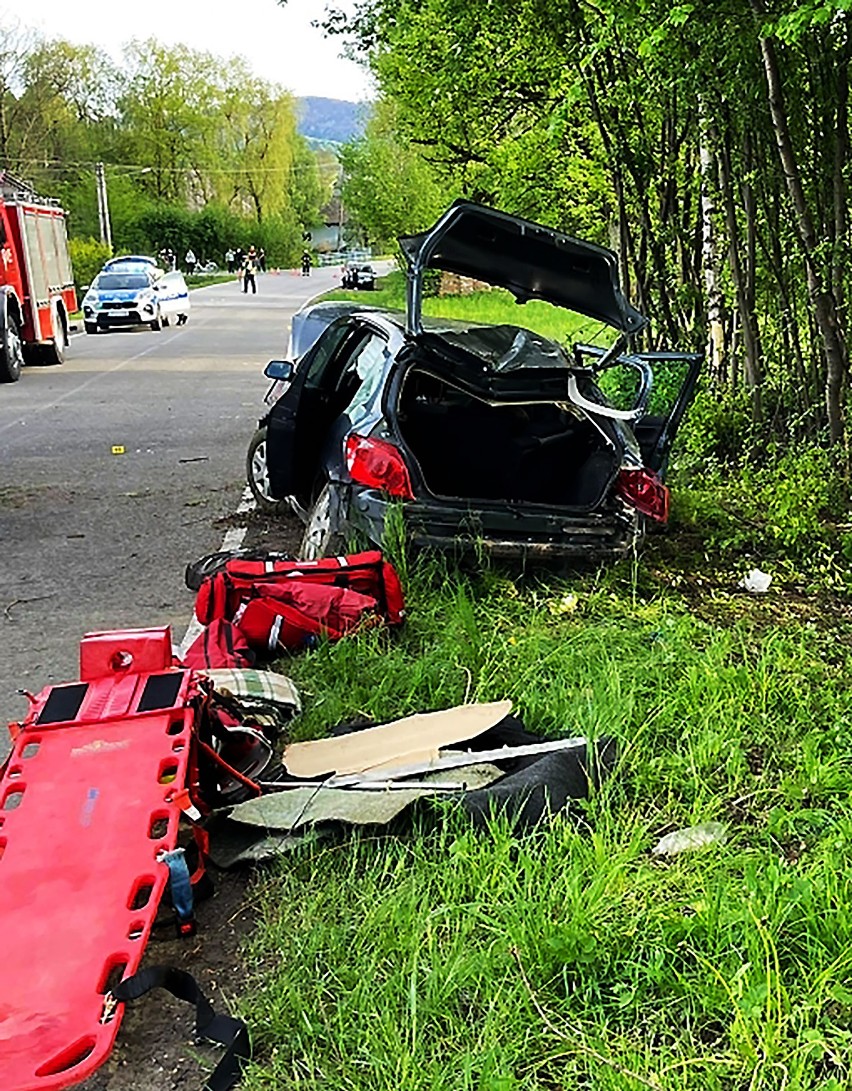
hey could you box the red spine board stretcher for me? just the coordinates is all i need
[0,627,195,1091]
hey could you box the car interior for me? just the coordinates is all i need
[395,364,622,510]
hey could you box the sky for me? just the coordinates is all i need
[0,0,374,101]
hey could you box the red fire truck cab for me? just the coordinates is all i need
[0,170,77,383]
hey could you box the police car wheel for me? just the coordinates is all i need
[84,322,98,335]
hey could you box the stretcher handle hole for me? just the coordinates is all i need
[158,760,179,784]
[21,740,40,759]
[3,787,25,810]
[127,922,145,941]
[127,877,155,911]
[97,957,129,995]
[8,766,23,779]
[110,650,134,671]
[35,1036,96,1078]
[172,741,186,752]
[148,813,169,840]
[166,718,184,736]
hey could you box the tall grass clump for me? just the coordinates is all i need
[238,546,852,1090]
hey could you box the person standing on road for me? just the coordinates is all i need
[258,247,266,273]
[225,247,234,273]
[301,250,311,276]
[242,246,259,294]
[185,248,197,275]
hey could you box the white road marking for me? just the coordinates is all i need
[178,485,257,658]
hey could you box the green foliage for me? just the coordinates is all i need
[66,236,111,293]
[0,30,330,270]
[340,98,449,250]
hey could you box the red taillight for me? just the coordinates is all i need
[616,468,670,523]
[345,434,414,499]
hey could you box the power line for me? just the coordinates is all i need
[1,158,341,176]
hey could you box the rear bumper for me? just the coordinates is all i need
[348,488,640,558]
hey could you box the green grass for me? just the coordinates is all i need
[234,540,852,1091]
[325,270,611,347]
[186,272,239,289]
[232,275,852,1089]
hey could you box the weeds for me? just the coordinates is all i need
[237,539,852,1090]
[235,275,852,1090]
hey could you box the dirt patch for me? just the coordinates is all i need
[80,869,255,1091]
[214,506,304,558]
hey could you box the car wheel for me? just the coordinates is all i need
[246,427,285,515]
[0,313,24,383]
[84,322,98,335]
[299,482,347,560]
[150,311,162,331]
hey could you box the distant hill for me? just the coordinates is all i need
[297,97,368,146]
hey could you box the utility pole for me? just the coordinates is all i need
[95,162,112,251]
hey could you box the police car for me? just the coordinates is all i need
[82,257,190,334]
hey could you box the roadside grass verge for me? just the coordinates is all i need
[186,272,239,289]
[237,541,852,1090]
[323,269,610,346]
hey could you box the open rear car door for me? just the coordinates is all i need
[572,344,702,475]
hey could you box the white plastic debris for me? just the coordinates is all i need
[739,568,772,594]
[652,821,727,857]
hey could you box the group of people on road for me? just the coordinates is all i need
[225,246,267,276]
[156,242,313,296]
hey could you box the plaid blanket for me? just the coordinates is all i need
[204,668,301,728]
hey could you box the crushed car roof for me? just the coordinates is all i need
[399,200,647,338]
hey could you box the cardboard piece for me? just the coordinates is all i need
[282,700,512,778]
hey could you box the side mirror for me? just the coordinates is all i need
[264,360,294,381]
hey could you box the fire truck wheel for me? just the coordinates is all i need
[0,314,24,383]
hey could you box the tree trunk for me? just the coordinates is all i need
[719,126,762,419]
[699,104,726,382]
[752,1,847,441]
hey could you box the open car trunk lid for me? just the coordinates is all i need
[399,200,648,338]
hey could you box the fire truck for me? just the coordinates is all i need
[0,170,76,383]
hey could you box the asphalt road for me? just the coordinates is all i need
[0,266,342,747]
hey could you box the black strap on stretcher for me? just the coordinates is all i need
[112,966,250,1091]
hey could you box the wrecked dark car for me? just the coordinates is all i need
[251,201,700,560]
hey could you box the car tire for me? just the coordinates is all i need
[84,322,98,335]
[150,312,162,331]
[299,481,347,560]
[246,427,285,515]
[0,313,24,383]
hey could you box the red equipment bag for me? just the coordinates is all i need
[182,618,255,670]
[194,550,405,653]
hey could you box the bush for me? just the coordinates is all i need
[67,237,112,296]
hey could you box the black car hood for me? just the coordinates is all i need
[399,200,647,337]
